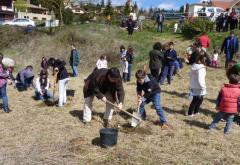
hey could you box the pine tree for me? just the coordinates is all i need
[133,1,138,13]
[124,1,131,16]
[104,0,113,16]
[101,0,105,7]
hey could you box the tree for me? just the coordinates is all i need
[104,0,113,16]
[124,1,131,16]
[15,0,28,12]
[179,5,184,13]
[63,8,74,24]
[133,1,138,13]
[101,0,105,7]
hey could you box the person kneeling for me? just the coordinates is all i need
[16,65,34,91]
[83,67,125,126]
[35,70,52,101]
[135,70,170,128]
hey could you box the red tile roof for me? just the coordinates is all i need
[212,0,240,10]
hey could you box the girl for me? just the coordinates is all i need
[41,57,48,70]
[35,70,52,101]
[54,59,70,107]
[96,55,108,69]
[211,49,219,68]
[209,64,240,134]
[126,46,134,82]
[121,56,128,82]
[188,51,207,116]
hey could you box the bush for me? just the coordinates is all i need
[182,18,214,38]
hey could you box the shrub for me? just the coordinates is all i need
[182,18,214,38]
[63,8,74,25]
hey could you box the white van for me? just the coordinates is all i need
[198,7,225,18]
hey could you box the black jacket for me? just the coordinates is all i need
[137,74,161,99]
[149,49,163,69]
[83,68,125,103]
[55,60,69,81]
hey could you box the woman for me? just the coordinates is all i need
[35,70,52,101]
[126,46,134,82]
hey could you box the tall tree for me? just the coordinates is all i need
[101,0,105,7]
[15,0,28,12]
[133,1,138,13]
[104,0,113,16]
[124,1,131,16]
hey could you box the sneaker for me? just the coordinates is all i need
[160,123,173,129]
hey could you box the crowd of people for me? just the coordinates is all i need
[0,29,240,134]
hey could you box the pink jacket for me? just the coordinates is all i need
[0,64,9,88]
[199,35,210,48]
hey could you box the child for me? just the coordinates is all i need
[188,51,207,116]
[54,59,70,107]
[159,42,177,85]
[41,57,48,70]
[96,55,108,69]
[121,56,128,82]
[16,65,34,91]
[35,70,52,101]
[211,49,219,68]
[208,64,240,134]
[135,69,170,128]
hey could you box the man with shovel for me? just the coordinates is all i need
[83,67,125,126]
[135,69,170,128]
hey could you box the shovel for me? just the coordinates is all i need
[45,69,58,106]
[106,100,142,127]
[131,101,141,127]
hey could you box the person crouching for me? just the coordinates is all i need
[35,70,52,101]
[83,67,124,125]
[135,70,170,128]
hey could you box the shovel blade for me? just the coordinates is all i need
[131,112,141,127]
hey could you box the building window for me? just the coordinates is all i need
[33,17,38,20]
[42,18,46,20]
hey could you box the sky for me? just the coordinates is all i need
[111,0,206,10]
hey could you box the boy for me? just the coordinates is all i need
[135,69,170,128]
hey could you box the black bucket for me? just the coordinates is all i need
[67,89,75,97]
[99,128,118,148]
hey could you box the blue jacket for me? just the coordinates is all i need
[221,36,239,54]
[164,49,177,66]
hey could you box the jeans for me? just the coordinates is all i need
[209,111,235,134]
[58,78,69,106]
[159,64,175,85]
[157,22,163,32]
[16,76,34,91]
[72,65,78,77]
[35,90,52,100]
[122,73,128,82]
[0,84,8,112]
[139,93,167,124]
[127,64,132,81]
[225,51,234,68]
[188,96,203,115]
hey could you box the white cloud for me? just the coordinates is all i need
[158,3,178,10]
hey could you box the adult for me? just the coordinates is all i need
[229,8,238,30]
[198,32,210,52]
[16,65,34,91]
[223,13,229,32]
[156,12,164,33]
[149,42,164,80]
[126,15,135,37]
[83,67,124,125]
[126,46,134,82]
[159,42,177,85]
[221,31,239,68]
[216,13,224,32]
[55,59,70,107]
[69,44,80,77]
[0,53,11,113]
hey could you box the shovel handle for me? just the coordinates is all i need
[106,100,142,121]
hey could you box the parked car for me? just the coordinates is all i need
[198,7,225,18]
[3,18,36,27]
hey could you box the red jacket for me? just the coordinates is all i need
[199,35,210,48]
[218,84,240,113]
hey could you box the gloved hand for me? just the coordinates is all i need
[101,97,107,103]
[118,103,123,110]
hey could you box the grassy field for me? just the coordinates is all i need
[0,24,240,164]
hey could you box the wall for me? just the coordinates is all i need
[17,12,52,21]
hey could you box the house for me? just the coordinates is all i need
[211,0,240,11]
[0,0,14,21]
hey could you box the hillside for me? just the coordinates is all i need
[0,24,240,164]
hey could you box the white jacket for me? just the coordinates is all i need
[35,77,50,93]
[189,63,207,96]
[122,61,128,73]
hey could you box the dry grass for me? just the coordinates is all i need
[0,24,240,165]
